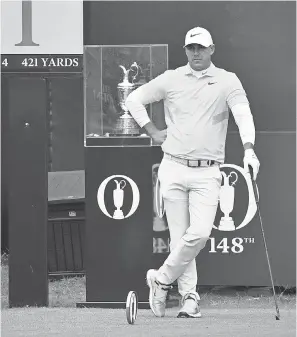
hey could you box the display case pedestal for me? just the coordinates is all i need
[77,147,153,307]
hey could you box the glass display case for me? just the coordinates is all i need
[84,45,168,147]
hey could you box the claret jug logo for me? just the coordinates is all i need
[97,175,140,220]
[213,164,257,231]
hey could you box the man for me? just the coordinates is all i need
[126,27,260,318]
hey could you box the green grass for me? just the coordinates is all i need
[49,275,86,308]
[1,253,9,309]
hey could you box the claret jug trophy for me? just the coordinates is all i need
[111,62,141,136]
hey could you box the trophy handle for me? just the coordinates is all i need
[229,171,238,186]
[130,62,140,83]
[119,65,128,81]
[119,179,126,189]
[114,179,126,190]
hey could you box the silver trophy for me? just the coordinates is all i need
[112,62,141,136]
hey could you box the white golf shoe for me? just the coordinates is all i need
[146,269,172,317]
[177,293,201,318]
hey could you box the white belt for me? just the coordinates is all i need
[164,153,220,168]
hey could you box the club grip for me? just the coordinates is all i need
[248,165,259,203]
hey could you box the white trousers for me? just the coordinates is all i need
[157,156,222,299]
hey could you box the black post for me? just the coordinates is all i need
[8,76,48,307]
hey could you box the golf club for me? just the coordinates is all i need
[249,166,281,320]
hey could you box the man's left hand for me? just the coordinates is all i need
[243,149,260,180]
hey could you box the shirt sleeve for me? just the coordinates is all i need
[231,103,256,145]
[125,72,168,128]
[226,74,249,109]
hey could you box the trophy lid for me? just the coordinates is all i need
[118,63,139,87]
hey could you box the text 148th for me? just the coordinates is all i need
[153,237,255,254]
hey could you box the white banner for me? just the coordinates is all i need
[1,0,83,54]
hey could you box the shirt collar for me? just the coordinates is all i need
[184,62,217,77]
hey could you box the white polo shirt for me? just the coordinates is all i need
[126,63,250,163]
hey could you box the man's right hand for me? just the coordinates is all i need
[143,121,167,145]
[151,129,167,145]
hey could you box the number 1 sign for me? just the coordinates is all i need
[1,0,83,54]
[15,0,39,47]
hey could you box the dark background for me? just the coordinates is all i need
[1,2,296,286]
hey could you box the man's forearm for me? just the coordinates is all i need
[125,99,151,128]
[125,73,167,128]
[143,121,160,138]
[125,98,161,137]
[231,104,256,150]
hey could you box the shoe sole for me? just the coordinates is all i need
[177,311,202,318]
[146,270,160,317]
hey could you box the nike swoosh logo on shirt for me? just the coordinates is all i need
[208,82,217,85]
[190,33,201,37]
